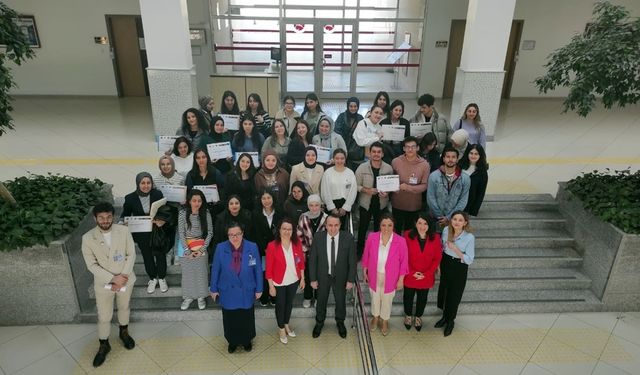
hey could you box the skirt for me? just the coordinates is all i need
[222,307,256,346]
[180,254,209,299]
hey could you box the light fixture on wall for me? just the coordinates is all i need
[324,24,335,34]
[293,23,305,33]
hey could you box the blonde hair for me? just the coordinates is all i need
[447,211,472,242]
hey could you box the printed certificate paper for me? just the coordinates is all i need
[312,145,331,163]
[193,185,220,203]
[381,125,405,142]
[158,136,179,153]
[157,185,187,203]
[409,122,432,139]
[124,216,152,233]
[207,142,233,160]
[376,175,400,192]
[220,114,240,130]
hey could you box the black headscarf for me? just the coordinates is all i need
[135,172,153,197]
[303,146,317,169]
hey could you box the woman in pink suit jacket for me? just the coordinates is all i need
[361,213,409,336]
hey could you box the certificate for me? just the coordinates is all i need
[409,122,432,139]
[158,135,179,153]
[158,185,187,203]
[376,175,400,192]
[193,185,220,203]
[207,142,233,160]
[220,114,240,130]
[381,125,406,142]
[124,216,152,233]
[235,152,260,168]
[312,145,331,164]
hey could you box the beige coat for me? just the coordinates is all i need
[81,224,137,287]
[289,162,324,195]
[355,160,394,210]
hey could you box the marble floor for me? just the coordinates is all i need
[0,96,638,198]
[2,313,640,374]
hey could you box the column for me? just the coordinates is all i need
[450,0,516,139]
[140,0,197,136]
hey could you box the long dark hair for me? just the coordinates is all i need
[246,93,266,114]
[220,90,240,114]
[290,181,309,203]
[419,132,437,155]
[235,112,262,148]
[258,187,278,210]
[185,189,209,238]
[291,119,313,144]
[374,91,390,115]
[408,212,437,241]
[458,144,488,171]
[189,148,217,178]
[233,152,257,178]
[301,93,323,117]
[274,217,300,245]
[181,108,208,134]
[269,118,289,147]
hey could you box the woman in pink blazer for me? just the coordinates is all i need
[361,213,409,336]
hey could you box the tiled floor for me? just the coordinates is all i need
[2,313,640,374]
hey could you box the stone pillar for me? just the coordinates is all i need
[140,0,197,136]
[450,0,516,140]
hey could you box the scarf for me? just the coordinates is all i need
[304,194,323,219]
[231,241,243,275]
[303,146,317,169]
[158,156,176,179]
[135,172,153,197]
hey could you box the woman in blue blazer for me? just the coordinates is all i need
[210,222,263,353]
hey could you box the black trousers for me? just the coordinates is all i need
[303,254,317,300]
[260,271,276,305]
[139,242,167,279]
[437,253,468,322]
[275,280,299,328]
[315,275,347,324]
[403,287,429,317]
[357,205,382,259]
[392,208,420,234]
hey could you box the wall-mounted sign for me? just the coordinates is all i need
[522,40,536,50]
[435,40,448,48]
[190,29,206,46]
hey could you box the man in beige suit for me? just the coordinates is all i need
[82,202,137,367]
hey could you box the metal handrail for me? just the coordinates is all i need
[348,213,378,375]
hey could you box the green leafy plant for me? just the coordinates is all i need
[534,1,640,116]
[567,169,640,234]
[0,174,107,251]
[0,3,36,136]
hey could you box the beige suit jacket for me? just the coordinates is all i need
[81,224,137,287]
[289,162,324,195]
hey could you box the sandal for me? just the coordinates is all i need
[370,316,379,332]
[414,317,423,332]
[404,316,413,330]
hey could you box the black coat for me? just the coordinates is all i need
[214,209,252,246]
[465,168,488,216]
[251,208,285,255]
[120,189,164,249]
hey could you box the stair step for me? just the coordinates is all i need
[470,218,566,230]
[134,274,182,287]
[483,194,555,202]
[479,201,559,212]
[472,228,569,238]
[475,237,574,248]
[475,210,564,220]
[473,247,582,268]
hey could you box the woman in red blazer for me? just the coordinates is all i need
[265,218,305,344]
[403,212,442,331]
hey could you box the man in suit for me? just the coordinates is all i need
[309,214,357,338]
[81,202,137,367]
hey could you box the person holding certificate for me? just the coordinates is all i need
[289,146,324,195]
[176,108,209,150]
[178,189,213,311]
[391,136,430,234]
[199,115,233,175]
[409,94,451,154]
[261,119,291,168]
[380,100,411,159]
[185,149,226,224]
[232,113,265,154]
[352,104,385,166]
[320,149,358,229]
[219,90,241,116]
[121,172,166,294]
[312,118,347,167]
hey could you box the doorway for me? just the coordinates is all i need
[106,15,149,97]
[282,20,357,98]
[442,19,524,99]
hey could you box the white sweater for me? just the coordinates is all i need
[320,167,358,212]
[353,118,382,147]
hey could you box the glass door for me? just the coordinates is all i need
[319,21,357,95]
[283,21,315,93]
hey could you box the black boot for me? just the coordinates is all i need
[434,316,447,328]
[444,320,455,337]
[93,339,111,367]
[119,325,136,350]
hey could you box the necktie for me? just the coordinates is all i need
[330,236,336,277]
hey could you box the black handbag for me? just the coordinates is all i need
[149,205,173,253]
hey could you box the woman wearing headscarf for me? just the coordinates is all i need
[312,117,347,167]
[283,181,309,224]
[210,222,262,354]
[334,97,364,141]
[198,95,215,126]
[199,115,233,175]
[254,150,290,209]
[296,194,327,308]
[154,155,185,188]
[121,172,166,293]
[289,146,324,195]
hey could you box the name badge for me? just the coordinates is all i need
[113,254,124,262]
[409,176,418,185]
[248,254,257,266]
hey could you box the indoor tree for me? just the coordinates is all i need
[534,1,640,116]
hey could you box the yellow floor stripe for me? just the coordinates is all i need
[1,156,640,167]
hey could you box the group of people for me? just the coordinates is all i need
[81,91,487,367]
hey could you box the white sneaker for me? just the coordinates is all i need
[147,279,158,294]
[158,279,168,293]
[181,298,194,310]
[303,299,311,308]
[197,298,206,310]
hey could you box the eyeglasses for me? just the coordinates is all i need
[228,233,243,238]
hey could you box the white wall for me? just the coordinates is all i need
[5,0,140,96]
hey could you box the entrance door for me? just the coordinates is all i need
[282,20,357,97]
[107,15,148,97]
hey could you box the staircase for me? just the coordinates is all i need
[81,194,602,322]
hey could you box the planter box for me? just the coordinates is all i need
[0,185,113,325]
[557,182,640,310]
